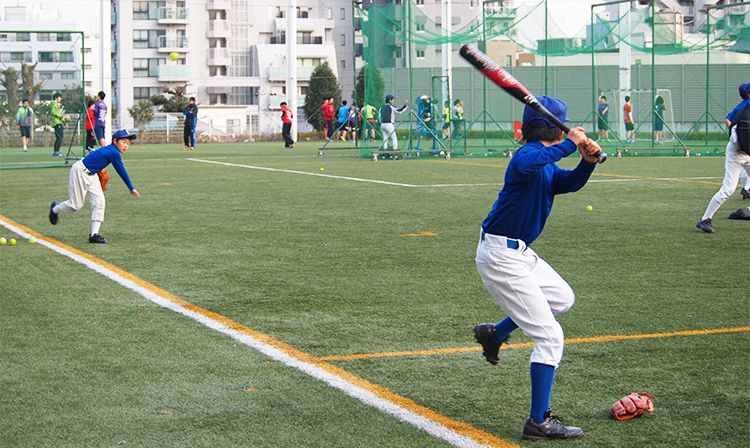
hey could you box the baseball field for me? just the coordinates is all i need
[1,141,748,447]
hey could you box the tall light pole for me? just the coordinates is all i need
[286,0,298,143]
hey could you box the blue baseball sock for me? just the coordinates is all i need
[493,316,518,342]
[529,362,556,423]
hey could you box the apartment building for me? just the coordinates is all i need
[112,0,355,134]
[0,1,111,121]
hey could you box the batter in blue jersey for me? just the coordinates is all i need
[473,96,601,440]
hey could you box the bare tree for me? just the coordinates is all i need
[0,67,20,115]
[20,63,43,103]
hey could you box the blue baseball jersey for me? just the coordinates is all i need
[337,105,351,123]
[82,144,135,191]
[727,98,750,122]
[183,104,198,128]
[482,139,596,244]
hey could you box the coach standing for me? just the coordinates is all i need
[182,97,198,151]
[50,93,66,157]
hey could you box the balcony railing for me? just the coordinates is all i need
[207,47,231,65]
[158,7,189,23]
[158,36,189,51]
[207,19,230,38]
[267,66,316,81]
[207,0,231,10]
[158,64,191,82]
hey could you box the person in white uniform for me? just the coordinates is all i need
[696,82,750,232]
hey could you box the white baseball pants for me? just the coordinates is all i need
[475,231,575,368]
[702,127,750,220]
[55,160,106,222]
[381,123,398,150]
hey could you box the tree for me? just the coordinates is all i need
[355,64,384,109]
[128,100,155,131]
[60,84,94,115]
[20,63,42,103]
[150,84,189,112]
[0,67,20,116]
[303,62,341,131]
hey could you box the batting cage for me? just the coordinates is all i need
[352,0,750,160]
[0,30,87,170]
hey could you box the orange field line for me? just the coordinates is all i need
[0,215,517,448]
[317,326,750,362]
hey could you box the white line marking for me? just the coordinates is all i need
[187,158,419,187]
[0,217,494,448]
[187,158,722,188]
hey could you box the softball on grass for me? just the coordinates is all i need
[0,237,6,245]
[9,238,16,246]
[319,167,325,172]
[28,237,36,244]
[586,205,593,212]
[169,52,180,61]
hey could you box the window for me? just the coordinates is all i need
[340,7,346,19]
[56,33,71,42]
[416,0,425,5]
[133,58,161,77]
[394,46,402,59]
[133,1,163,19]
[61,72,76,80]
[297,31,312,44]
[300,86,308,95]
[37,51,72,63]
[416,49,425,59]
[134,87,159,100]
[416,23,425,32]
[327,8,332,19]
[340,59,346,69]
[133,30,164,48]
[39,72,54,80]
[340,33,346,46]
[37,33,51,41]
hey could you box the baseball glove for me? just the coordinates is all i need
[98,168,110,192]
[611,392,655,421]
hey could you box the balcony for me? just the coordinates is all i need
[207,0,231,10]
[158,36,189,53]
[158,64,191,82]
[207,19,230,39]
[267,66,316,82]
[158,7,189,25]
[268,95,306,110]
[207,47,231,66]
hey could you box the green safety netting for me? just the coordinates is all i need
[353,1,749,158]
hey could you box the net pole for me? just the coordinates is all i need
[544,0,548,96]
[484,0,492,148]
[351,1,358,148]
[591,6,596,133]
[705,9,710,145]
[79,31,86,158]
[407,0,414,151]
[651,0,655,150]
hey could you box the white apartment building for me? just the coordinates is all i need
[112,0,355,135]
[0,1,112,128]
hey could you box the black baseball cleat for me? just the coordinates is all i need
[741,188,750,200]
[696,218,715,233]
[522,412,584,440]
[728,207,750,220]
[89,234,108,244]
[49,202,59,225]
[473,324,509,366]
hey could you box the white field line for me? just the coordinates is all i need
[188,158,721,188]
[0,217,497,448]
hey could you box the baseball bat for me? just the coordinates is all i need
[459,44,607,164]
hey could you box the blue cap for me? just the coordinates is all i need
[112,129,137,140]
[739,82,750,98]
[522,96,568,129]
[385,94,395,102]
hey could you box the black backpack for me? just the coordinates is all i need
[732,102,750,155]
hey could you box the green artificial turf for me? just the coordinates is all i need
[1,141,748,447]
